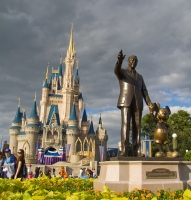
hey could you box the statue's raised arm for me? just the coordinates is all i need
[114,50,126,78]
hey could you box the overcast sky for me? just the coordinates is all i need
[1,0,191,148]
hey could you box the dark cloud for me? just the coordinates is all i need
[1,0,191,147]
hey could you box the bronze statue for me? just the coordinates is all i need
[114,50,152,156]
[149,103,179,158]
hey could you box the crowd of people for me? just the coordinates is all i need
[0,148,97,180]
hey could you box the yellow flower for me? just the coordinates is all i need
[157,192,161,197]
[146,193,152,198]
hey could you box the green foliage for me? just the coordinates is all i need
[168,110,191,157]
[168,110,191,133]
[0,177,187,199]
[141,114,155,139]
[184,150,191,161]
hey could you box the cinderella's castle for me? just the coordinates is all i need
[9,26,108,164]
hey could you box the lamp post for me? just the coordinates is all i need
[172,133,179,157]
[172,133,177,151]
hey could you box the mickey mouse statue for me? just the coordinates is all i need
[149,103,179,158]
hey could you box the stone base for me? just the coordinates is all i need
[110,156,184,161]
[94,161,191,192]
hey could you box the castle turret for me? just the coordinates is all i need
[25,94,40,162]
[81,105,89,136]
[21,110,26,131]
[95,114,108,161]
[9,99,22,154]
[40,65,49,123]
[66,103,80,156]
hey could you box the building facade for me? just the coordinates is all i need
[9,26,108,164]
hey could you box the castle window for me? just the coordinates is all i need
[47,131,53,139]
[53,131,58,139]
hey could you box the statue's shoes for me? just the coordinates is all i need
[155,151,165,157]
[172,151,180,158]
[119,152,127,156]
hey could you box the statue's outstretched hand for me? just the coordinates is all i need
[118,50,126,64]
[148,102,154,113]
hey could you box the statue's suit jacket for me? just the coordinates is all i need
[114,61,151,110]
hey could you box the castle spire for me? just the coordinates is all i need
[69,103,78,121]
[68,24,74,54]
[60,54,62,64]
[29,92,38,118]
[46,63,49,80]
[99,112,102,125]
[88,117,95,134]
[82,103,87,122]
[18,98,20,107]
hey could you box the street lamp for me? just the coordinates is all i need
[172,133,179,157]
[172,133,177,151]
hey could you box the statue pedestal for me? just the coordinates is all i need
[94,159,191,192]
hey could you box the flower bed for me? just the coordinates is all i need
[0,176,190,199]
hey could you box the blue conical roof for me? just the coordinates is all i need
[78,93,83,100]
[43,79,49,88]
[69,104,78,120]
[46,105,60,125]
[22,111,26,119]
[82,108,87,122]
[13,106,22,123]
[88,121,95,134]
[29,100,39,118]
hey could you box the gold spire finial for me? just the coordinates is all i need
[34,92,36,101]
[68,24,74,53]
[46,63,49,80]
[60,54,62,64]
[17,98,20,107]
[73,42,75,53]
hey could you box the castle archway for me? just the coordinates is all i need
[45,146,57,154]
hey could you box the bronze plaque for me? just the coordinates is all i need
[146,168,177,179]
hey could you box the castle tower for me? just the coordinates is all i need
[9,99,22,154]
[40,65,49,123]
[62,25,76,123]
[25,93,40,162]
[66,103,80,156]
[87,118,96,158]
[95,114,108,161]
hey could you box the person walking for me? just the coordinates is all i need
[14,149,27,180]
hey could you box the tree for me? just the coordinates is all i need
[167,110,191,133]
[141,114,155,139]
[167,110,191,157]
[141,114,158,156]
